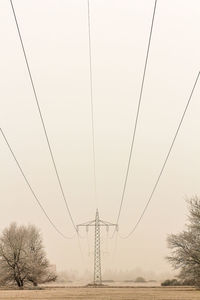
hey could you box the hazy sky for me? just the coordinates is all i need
[0,0,200,277]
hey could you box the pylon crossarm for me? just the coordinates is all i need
[77,220,95,227]
[98,219,117,226]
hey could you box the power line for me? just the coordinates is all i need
[120,71,200,239]
[86,229,91,256]
[115,0,158,226]
[77,235,86,266]
[9,0,77,232]
[0,128,74,239]
[110,231,118,267]
[87,0,97,206]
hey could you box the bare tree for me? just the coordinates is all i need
[0,223,56,288]
[167,197,200,286]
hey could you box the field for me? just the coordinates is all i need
[0,287,199,300]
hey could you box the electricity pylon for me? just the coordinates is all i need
[77,209,118,285]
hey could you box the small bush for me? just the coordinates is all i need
[134,277,146,283]
[161,278,194,286]
[161,279,180,286]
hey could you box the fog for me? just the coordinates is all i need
[56,268,175,284]
[0,0,200,279]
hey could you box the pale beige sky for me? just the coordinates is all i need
[0,0,200,277]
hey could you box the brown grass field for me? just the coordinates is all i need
[0,287,199,300]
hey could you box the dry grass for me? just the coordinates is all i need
[0,287,199,300]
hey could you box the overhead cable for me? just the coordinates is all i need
[87,0,97,206]
[0,128,74,239]
[9,0,77,232]
[120,71,200,239]
[116,0,158,225]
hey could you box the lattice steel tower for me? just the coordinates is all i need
[94,209,101,284]
[77,209,117,285]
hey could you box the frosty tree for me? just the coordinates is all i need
[0,223,56,288]
[167,197,200,286]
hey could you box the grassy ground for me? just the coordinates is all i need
[0,287,199,300]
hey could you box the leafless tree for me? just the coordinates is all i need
[167,197,200,286]
[0,223,56,288]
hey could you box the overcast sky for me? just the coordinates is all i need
[0,0,200,278]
